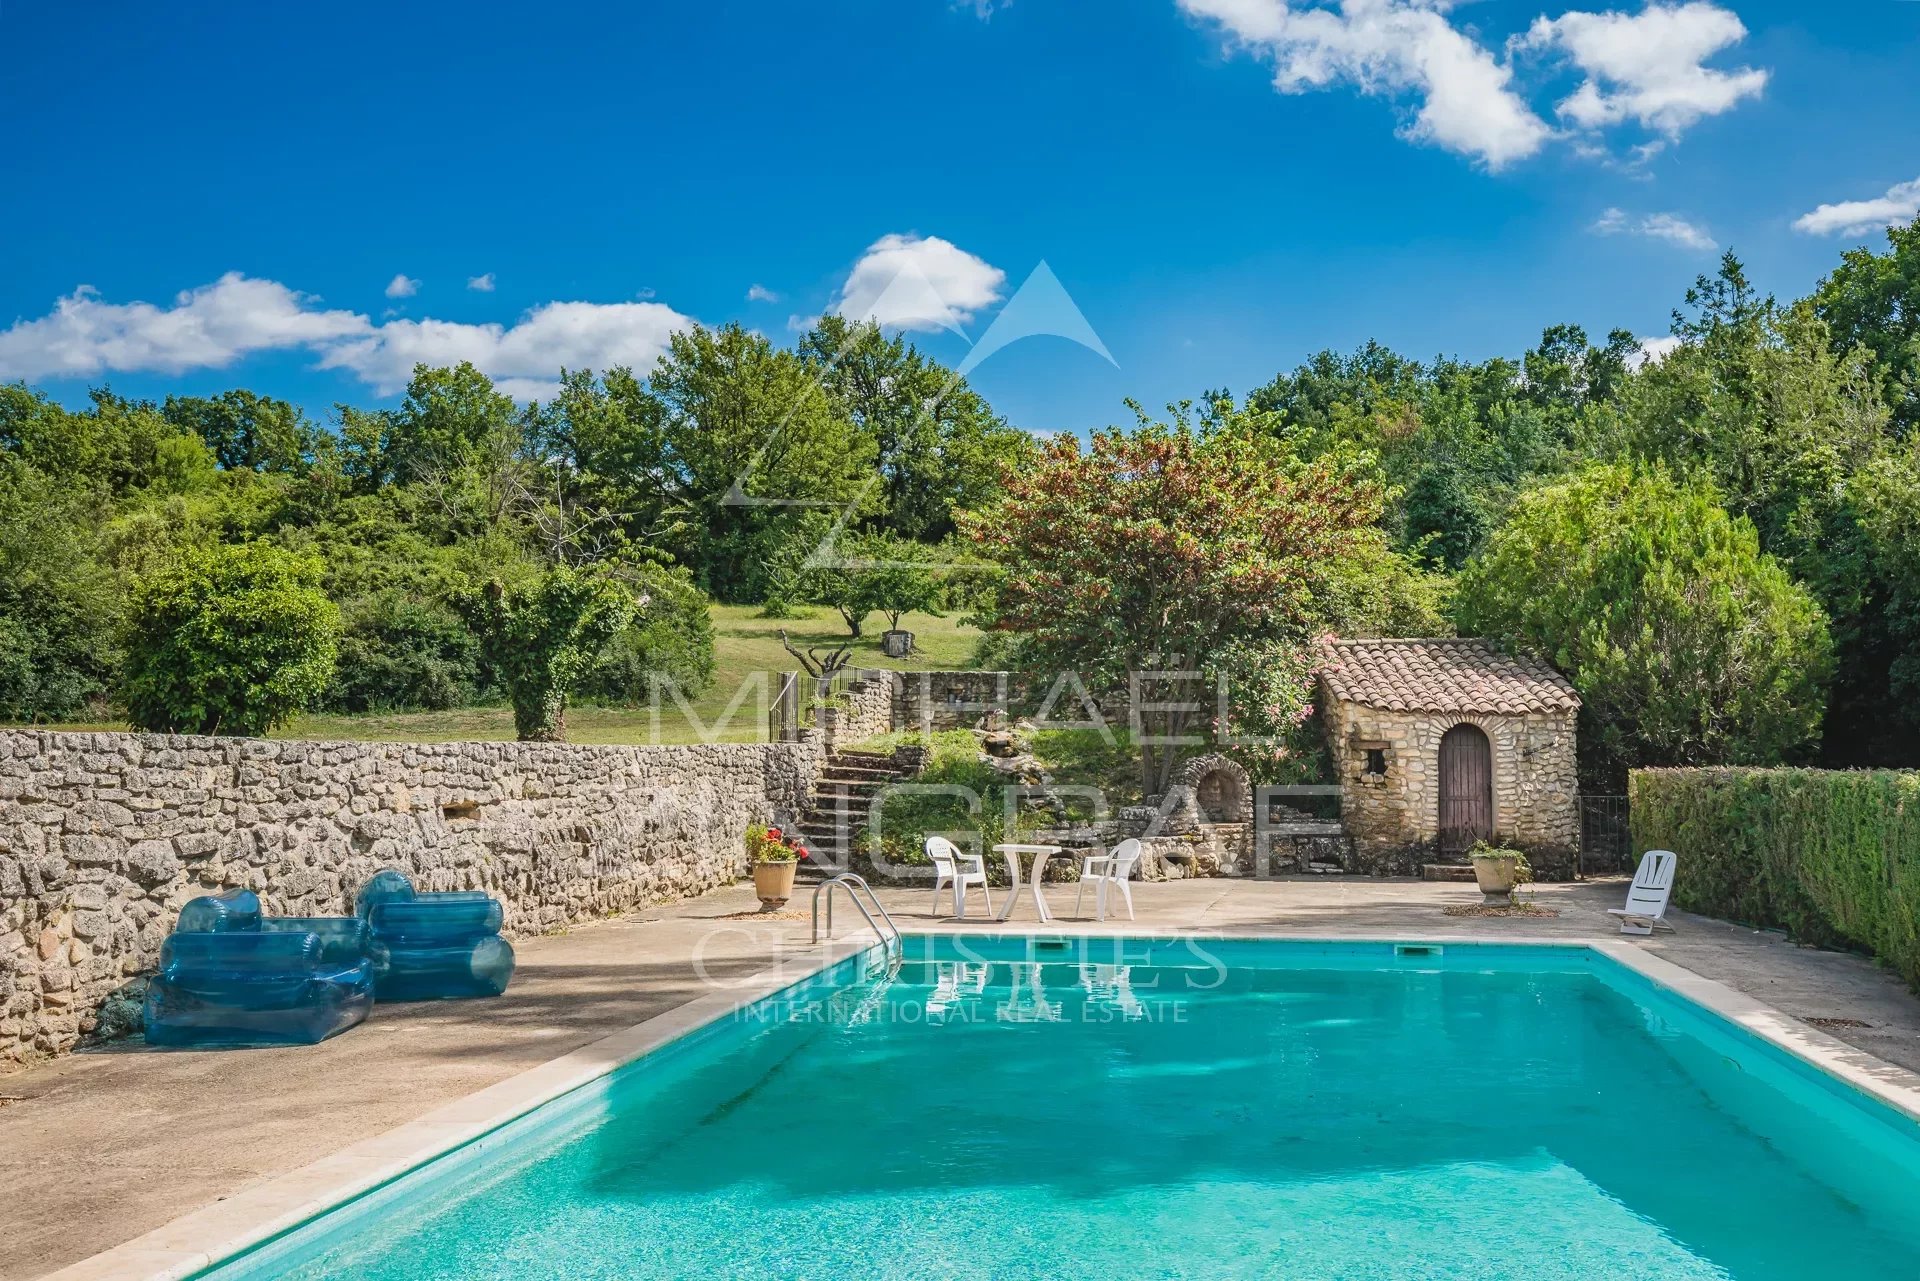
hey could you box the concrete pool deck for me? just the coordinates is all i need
[5,876,1920,1280]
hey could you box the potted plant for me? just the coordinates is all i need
[1468,841,1532,906]
[747,823,803,911]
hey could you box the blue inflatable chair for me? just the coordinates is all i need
[355,869,515,1001]
[144,889,374,1048]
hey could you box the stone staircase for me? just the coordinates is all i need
[795,748,919,877]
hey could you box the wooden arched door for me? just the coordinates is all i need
[1438,723,1493,854]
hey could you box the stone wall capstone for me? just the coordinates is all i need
[0,729,824,1071]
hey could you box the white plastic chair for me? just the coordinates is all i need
[996,962,1061,1023]
[1610,849,1677,936]
[1079,964,1146,1019]
[1073,838,1142,922]
[926,835,993,919]
[927,961,990,1019]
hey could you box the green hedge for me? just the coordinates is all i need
[1630,767,1920,988]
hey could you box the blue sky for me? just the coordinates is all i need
[2,0,1917,435]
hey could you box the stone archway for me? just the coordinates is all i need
[1171,753,1253,825]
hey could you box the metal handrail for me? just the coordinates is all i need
[811,872,902,957]
[768,671,800,743]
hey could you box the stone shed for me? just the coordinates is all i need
[1317,638,1581,875]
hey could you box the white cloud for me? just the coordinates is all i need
[1519,2,1766,136]
[1631,334,1683,368]
[1591,207,1716,250]
[317,300,695,395]
[0,273,369,380]
[0,273,695,400]
[385,274,420,299]
[466,273,496,292]
[1178,0,1553,169]
[831,233,1007,333]
[746,283,781,303]
[1793,176,1920,238]
[1639,212,1715,250]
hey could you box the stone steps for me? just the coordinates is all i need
[1421,864,1477,882]
[794,749,919,872]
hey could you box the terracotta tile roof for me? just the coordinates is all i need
[1316,638,1580,716]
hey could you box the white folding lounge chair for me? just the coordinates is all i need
[1610,850,1677,936]
[1073,838,1142,922]
[926,835,993,919]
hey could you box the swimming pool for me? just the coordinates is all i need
[197,937,1920,1280]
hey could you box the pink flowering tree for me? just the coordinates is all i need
[961,401,1386,797]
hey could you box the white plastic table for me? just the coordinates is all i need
[993,844,1063,923]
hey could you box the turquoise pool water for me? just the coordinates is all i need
[210,939,1920,1280]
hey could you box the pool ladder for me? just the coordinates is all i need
[811,873,903,961]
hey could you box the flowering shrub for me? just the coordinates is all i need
[746,822,803,864]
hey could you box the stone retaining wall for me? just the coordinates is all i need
[893,671,1012,732]
[0,729,823,1070]
[818,670,897,748]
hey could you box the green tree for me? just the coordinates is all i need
[0,456,119,719]
[1625,255,1902,761]
[123,543,341,736]
[799,315,1030,542]
[323,591,480,713]
[581,560,717,703]
[1456,463,1833,788]
[161,389,316,472]
[562,325,874,601]
[963,400,1388,796]
[1812,216,1920,433]
[862,535,945,633]
[456,565,635,741]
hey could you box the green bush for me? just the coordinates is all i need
[455,565,635,741]
[580,562,716,703]
[1631,767,1920,988]
[1458,462,1833,788]
[323,591,480,712]
[123,543,341,736]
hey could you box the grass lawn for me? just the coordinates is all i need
[18,606,984,747]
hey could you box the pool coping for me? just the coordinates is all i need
[36,935,879,1281]
[36,929,1920,1281]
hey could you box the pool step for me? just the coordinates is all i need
[1421,864,1477,882]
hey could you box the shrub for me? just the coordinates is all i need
[323,591,480,712]
[580,562,716,704]
[1457,462,1833,789]
[456,565,635,741]
[0,456,119,719]
[123,543,341,736]
[1631,767,1920,989]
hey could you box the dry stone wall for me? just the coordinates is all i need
[0,729,824,1070]
[893,671,1012,732]
[1325,700,1579,874]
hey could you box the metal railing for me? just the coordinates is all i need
[1579,795,1632,876]
[769,667,893,743]
[811,872,902,958]
[768,671,801,743]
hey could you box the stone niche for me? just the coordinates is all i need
[1122,753,1255,879]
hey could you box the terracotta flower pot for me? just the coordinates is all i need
[1471,854,1519,906]
[753,860,798,911]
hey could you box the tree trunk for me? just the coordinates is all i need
[514,689,567,741]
